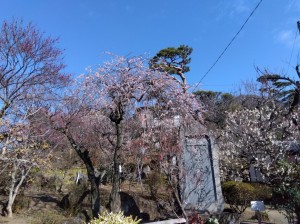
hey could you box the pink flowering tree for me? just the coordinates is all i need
[0,19,69,118]
[0,19,70,217]
[46,54,200,218]
[0,113,56,217]
[82,54,201,213]
[46,94,108,219]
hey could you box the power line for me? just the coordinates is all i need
[286,29,298,75]
[192,0,263,91]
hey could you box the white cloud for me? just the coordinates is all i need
[232,0,250,14]
[276,29,300,48]
[286,0,300,12]
[215,0,250,21]
[125,4,135,13]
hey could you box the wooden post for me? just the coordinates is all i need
[251,201,265,224]
[256,210,262,224]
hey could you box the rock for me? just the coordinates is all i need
[120,192,140,218]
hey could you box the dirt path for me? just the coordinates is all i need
[0,209,289,224]
[0,216,28,224]
[241,207,288,224]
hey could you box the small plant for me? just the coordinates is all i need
[189,213,204,224]
[250,211,269,221]
[206,217,219,224]
[89,211,141,224]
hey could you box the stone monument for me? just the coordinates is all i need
[180,134,224,214]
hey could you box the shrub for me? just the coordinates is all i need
[38,174,58,192]
[61,181,90,216]
[145,172,166,200]
[122,163,137,182]
[89,211,141,224]
[272,162,300,223]
[222,181,256,214]
[250,211,269,221]
[273,185,300,224]
[12,194,31,213]
[251,183,272,202]
[0,172,10,195]
[260,211,269,221]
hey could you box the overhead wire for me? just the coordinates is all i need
[286,29,298,75]
[192,0,263,91]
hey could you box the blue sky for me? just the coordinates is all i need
[0,0,300,93]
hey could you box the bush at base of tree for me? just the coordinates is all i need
[145,172,166,200]
[12,194,31,214]
[222,181,255,214]
[251,183,272,202]
[273,186,300,224]
[270,161,300,223]
[222,181,272,214]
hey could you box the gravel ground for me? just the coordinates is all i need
[241,207,289,224]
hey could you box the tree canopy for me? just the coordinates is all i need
[149,45,192,88]
[257,66,300,114]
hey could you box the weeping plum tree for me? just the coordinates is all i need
[82,54,201,213]
[47,96,106,219]
[44,54,200,218]
[0,19,70,217]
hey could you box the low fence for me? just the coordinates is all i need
[146,218,186,224]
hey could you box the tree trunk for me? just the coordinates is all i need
[137,158,144,194]
[84,153,101,218]
[64,132,101,218]
[6,162,30,218]
[6,163,16,218]
[6,206,12,218]
[109,122,122,212]
[90,177,100,218]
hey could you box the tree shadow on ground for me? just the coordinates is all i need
[31,195,60,204]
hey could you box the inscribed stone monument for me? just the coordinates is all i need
[181,135,224,214]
